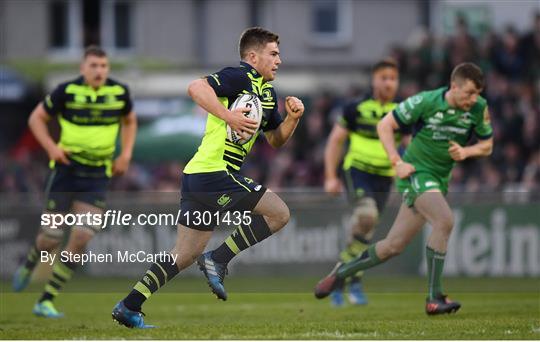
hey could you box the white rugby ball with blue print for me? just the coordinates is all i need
[226,93,263,145]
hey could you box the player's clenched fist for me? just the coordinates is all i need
[285,96,304,119]
[448,141,469,161]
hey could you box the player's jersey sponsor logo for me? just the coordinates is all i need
[217,194,232,207]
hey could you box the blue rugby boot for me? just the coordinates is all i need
[112,301,155,329]
[348,280,368,305]
[32,300,64,318]
[330,289,345,307]
[12,266,32,292]
[196,251,228,301]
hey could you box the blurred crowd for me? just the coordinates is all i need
[1,14,539,194]
[245,13,540,193]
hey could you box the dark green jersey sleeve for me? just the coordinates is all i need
[43,83,67,116]
[474,106,494,139]
[392,93,426,129]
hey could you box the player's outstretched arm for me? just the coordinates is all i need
[264,96,304,148]
[377,112,415,179]
[28,103,70,165]
[324,124,348,194]
[187,78,258,138]
[113,111,137,176]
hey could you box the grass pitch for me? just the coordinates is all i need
[1,276,538,339]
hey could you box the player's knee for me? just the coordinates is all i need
[352,198,379,235]
[36,239,59,252]
[433,214,454,235]
[386,237,407,257]
[270,204,290,232]
[67,229,93,253]
[36,232,61,251]
[280,204,291,227]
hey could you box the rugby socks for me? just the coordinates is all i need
[123,254,179,312]
[426,246,446,300]
[23,244,40,271]
[333,234,370,290]
[212,215,272,264]
[340,234,369,274]
[337,244,383,279]
[39,260,77,303]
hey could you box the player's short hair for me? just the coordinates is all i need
[451,62,484,90]
[239,27,280,59]
[372,58,398,74]
[83,45,107,59]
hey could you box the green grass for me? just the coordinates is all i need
[1,276,539,339]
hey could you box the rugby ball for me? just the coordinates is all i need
[226,94,263,145]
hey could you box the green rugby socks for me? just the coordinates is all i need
[333,234,370,289]
[212,215,272,264]
[337,244,383,278]
[426,246,446,300]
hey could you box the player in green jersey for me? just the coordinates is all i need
[112,27,304,329]
[315,63,493,315]
[12,46,137,318]
[324,59,407,306]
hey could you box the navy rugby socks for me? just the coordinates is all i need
[212,215,272,264]
[123,254,179,311]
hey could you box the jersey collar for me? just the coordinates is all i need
[441,87,452,110]
[76,75,109,90]
[240,61,262,79]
